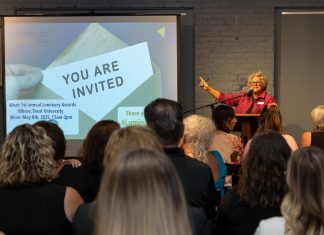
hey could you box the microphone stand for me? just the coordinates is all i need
[183,93,248,114]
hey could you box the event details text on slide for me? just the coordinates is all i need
[7,100,79,134]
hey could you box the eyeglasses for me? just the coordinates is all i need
[250,81,262,85]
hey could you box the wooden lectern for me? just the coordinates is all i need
[234,114,260,146]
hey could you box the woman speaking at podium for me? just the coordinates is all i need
[199,71,276,114]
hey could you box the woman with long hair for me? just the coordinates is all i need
[80,120,120,201]
[182,114,227,198]
[243,106,298,159]
[73,126,164,235]
[96,149,192,235]
[216,131,291,235]
[255,147,324,235]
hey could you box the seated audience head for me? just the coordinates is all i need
[96,149,192,235]
[81,120,120,173]
[238,130,291,208]
[104,125,163,166]
[144,98,184,147]
[33,120,66,160]
[281,147,324,235]
[247,70,268,91]
[257,105,283,134]
[182,114,216,163]
[311,105,324,131]
[0,124,56,186]
[212,104,236,133]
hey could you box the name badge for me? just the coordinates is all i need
[257,101,265,105]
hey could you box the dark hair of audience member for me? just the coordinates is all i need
[0,124,56,186]
[96,149,192,235]
[238,130,291,208]
[33,121,66,161]
[81,120,120,174]
[257,106,283,134]
[104,125,163,166]
[144,98,184,146]
[212,104,235,133]
[281,147,324,235]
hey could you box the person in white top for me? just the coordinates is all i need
[255,147,324,235]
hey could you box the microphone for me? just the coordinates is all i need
[247,88,253,100]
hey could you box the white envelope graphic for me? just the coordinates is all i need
[42,42,153,121]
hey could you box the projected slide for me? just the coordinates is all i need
[4,16,178,139]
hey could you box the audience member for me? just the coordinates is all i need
[104,125,163,164]
[95,149,192,235]
[199,71,277,114]
[73,126,163,235]
[34,121,89,201]
[182,114,227,199]
[216,131,291,235]
[243,106,298,159]
[0,124,83,235]
[300,105,324,149]
[255,147,324,235]
[33,120,81,166]
[144,98,217,225]
[210,104,243,164]
[80,120,120,201]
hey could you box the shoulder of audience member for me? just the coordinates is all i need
[218,187,241,213]
[254,216,284,235]
[65,186,84,222]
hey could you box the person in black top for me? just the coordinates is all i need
[216,131,291,235]
[0,124,83,235]
[144,98,217,225]
[79,120,120,201]
[300,104,324,149]
[73,126,165,235]
[34,120,91,202]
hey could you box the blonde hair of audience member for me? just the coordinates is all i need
[300,105,324,147]
[281,147,324,235]
[104,125,163,166]
[96,149,192,235]
[0,124,56,186]
[0,124,84,222]
[311,105,324,131]
[182,114,216,163]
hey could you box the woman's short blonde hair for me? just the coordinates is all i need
[104,125,163,167]
[0,124,56,186]
[183,115,216,163]
[247,71,268,90]
[311,105,324,131]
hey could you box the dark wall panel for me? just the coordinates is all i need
[277,10,324,143]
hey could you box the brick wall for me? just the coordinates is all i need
[1,0,324,143]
